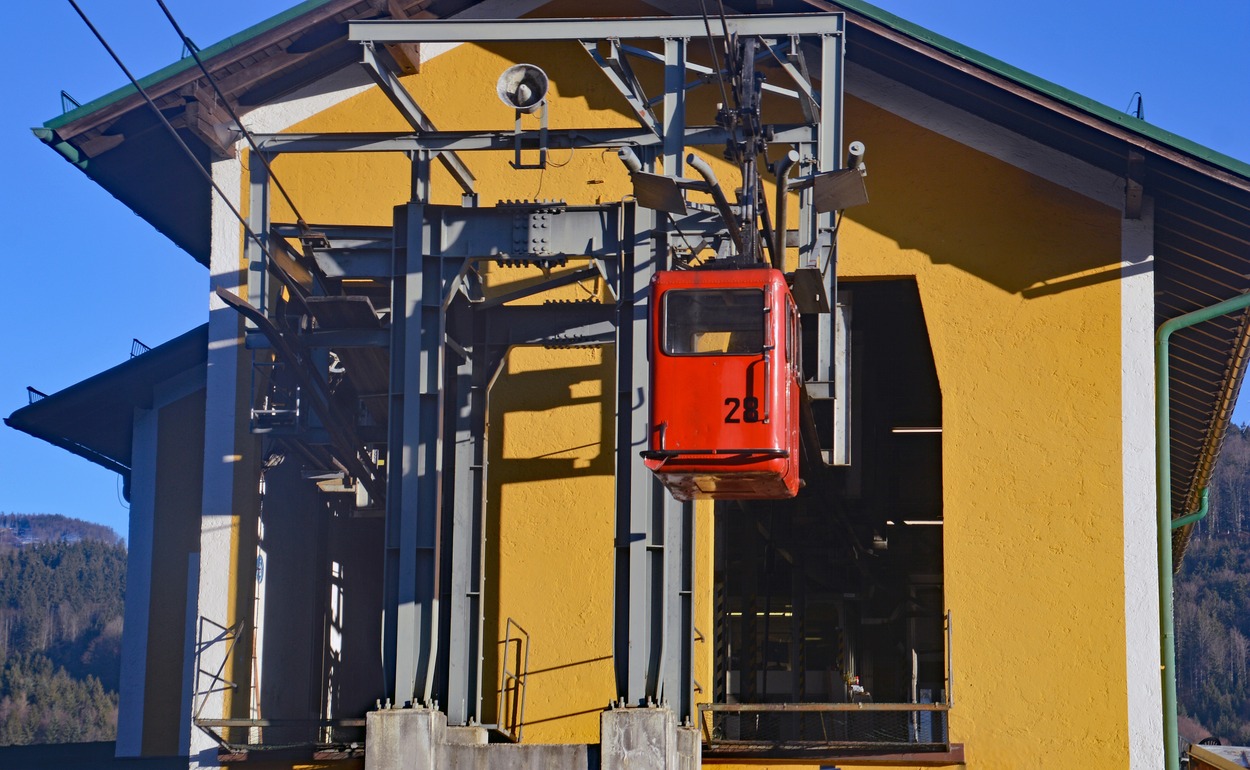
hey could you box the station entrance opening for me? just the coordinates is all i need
[706,279,947,755]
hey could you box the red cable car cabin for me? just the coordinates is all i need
[643,267,801,501]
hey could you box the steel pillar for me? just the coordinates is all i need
[613,198,693,719]
[444,301,488,725]
[247,156,269,320]
[383,200,461,707]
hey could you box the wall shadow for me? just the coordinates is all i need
[844,96,1123,297]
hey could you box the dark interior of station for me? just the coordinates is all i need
[714,279,945,719]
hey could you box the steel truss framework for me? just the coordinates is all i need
[234,13,846,730]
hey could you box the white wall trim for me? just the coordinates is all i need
[115,406,157,757]
[847,62,1124,209]
[188,155,249,763]
[1121,198,1162,768]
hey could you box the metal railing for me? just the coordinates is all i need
[699,609,955,759]
[495,617,530,742]
[698,701,950,758]
[193,717,366,756]
[192,617,245,723]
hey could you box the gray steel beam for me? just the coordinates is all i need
[383,203,463,707]
[662,38,686,179]
[359,42,476,196]
[246,155,269,324]
[252,125,816,155]
[614,200,653,706]
[245,329,389,349]
[424,204,623,261]
[808,34,844,411]
[581,40,662,138]
[487,304,616,348]
[657,36,695,720]
[350,14,845,43]
[445,298,486,725]
[768,39,819,121]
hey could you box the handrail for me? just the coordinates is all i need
[701,702,950,712]
[641,448,788,458]
[495,617,531,742]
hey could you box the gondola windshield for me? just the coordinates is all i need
[664,289,765,356]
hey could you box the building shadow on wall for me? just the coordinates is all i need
[845,96,1136,298]
[481,348,615,730]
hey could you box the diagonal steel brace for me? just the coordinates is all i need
[360,42,477,195]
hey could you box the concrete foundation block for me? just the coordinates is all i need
[676,724,701,770]
[445,742,590,770]
[364,707,446,770]
[601,706,679,770]
[445,725,490,745]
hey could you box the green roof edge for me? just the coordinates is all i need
[832,0,1250,180]
[39,0,1250,181]
[42,0,340,131]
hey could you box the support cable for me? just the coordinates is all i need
[66,0,309,311]
[696,0,732,112]
[715,0,736,81]
[67,0,379,497]
[153,0,314,234]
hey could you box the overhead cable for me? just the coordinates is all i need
[696,0,732,112]
[65,0,305,307]
[153,0,314,233]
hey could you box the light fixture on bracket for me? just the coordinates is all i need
[788,140,869,214]
[496,63,549,169]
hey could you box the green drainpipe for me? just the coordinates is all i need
[1157,292,1250,770]
[1170,487,1209,532]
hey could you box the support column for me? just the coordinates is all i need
[189,157,262,766]
[383,200,444,708]
[613,35,696,725]
[115,406,157,757]
[445,300,489,725]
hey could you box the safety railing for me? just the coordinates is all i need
[698,701,950,759]
[193,717,366,759]
[192,616,246,723]
[494,617,530,742]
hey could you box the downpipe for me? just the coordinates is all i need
[1156,291,1250,770]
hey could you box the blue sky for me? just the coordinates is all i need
[1,0,1248,539]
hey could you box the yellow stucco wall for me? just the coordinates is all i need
[840,97,1126,768]
[261,10,1131,767]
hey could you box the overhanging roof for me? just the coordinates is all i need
[33,0,1250,562]
[806,0,1250,561]
[5,325,207,475]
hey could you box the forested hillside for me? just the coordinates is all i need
[1177,424,1250,743]
[0,515,125,745]
[0,514,119,550]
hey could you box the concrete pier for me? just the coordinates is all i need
[364,705,699,769]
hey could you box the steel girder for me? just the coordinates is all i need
[237,12,846,732]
